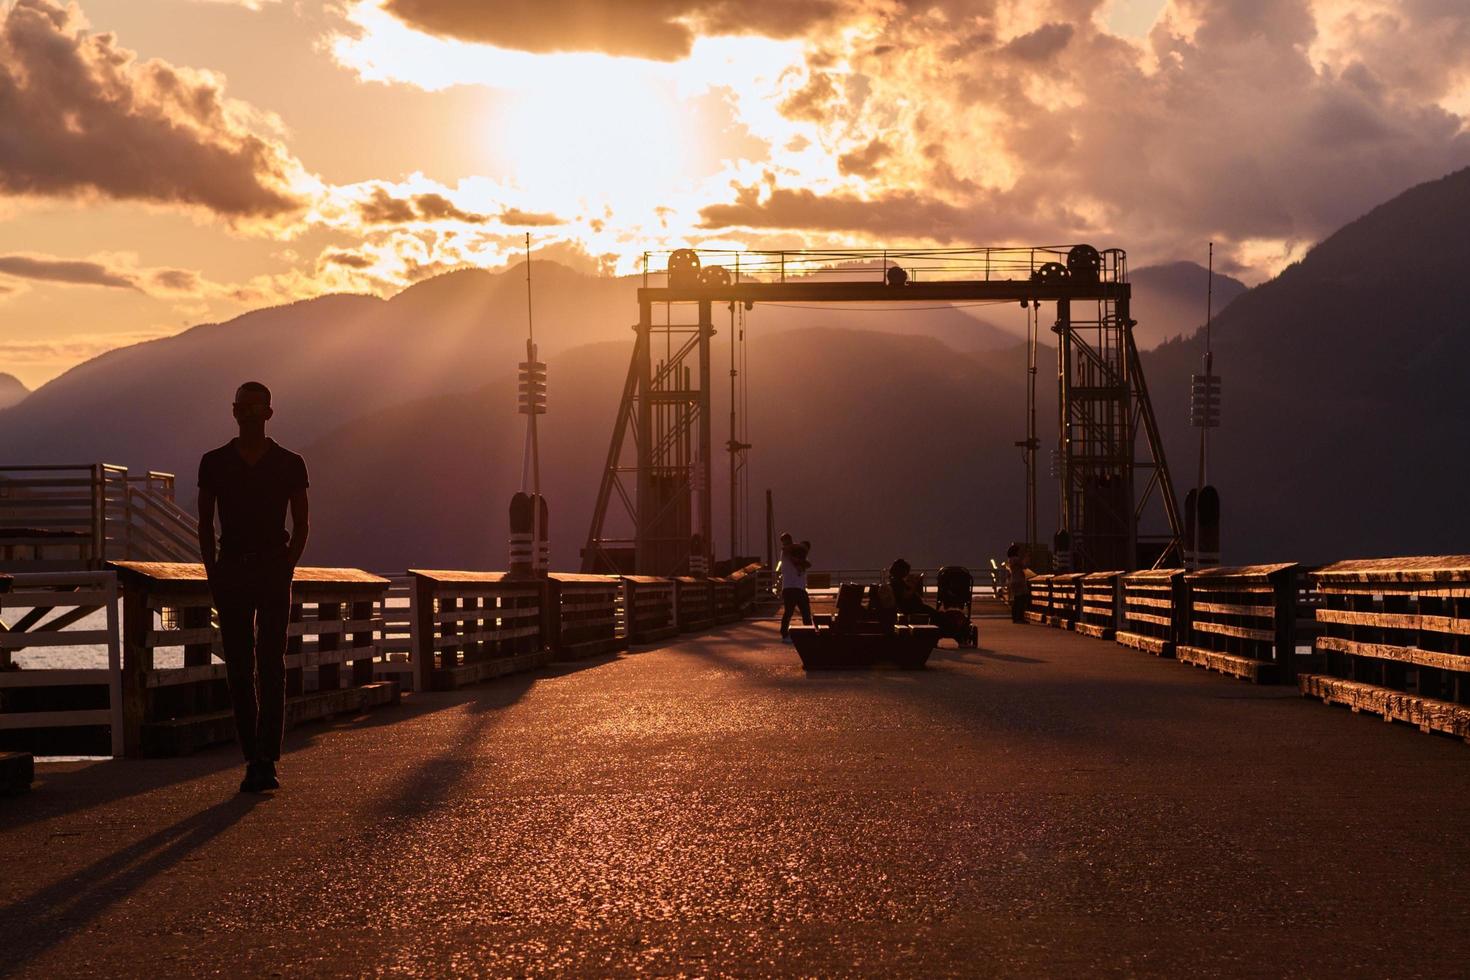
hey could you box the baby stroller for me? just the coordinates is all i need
[934,565,979,647]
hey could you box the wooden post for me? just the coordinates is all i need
[181,603,213,716]
[411,575,434,694]
[104,572,124,757]
[317,599,341,692]
[352,598,374,687]
[286,593,304,698]
[543,577,562,658]
[1275,567,1297,683]
[439,594,459,670]
[119,580,151,758]
[91,463,105,568]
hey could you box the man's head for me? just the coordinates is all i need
[779,532,793,547]
[233,382,273,428]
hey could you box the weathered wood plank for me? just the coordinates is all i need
[1312,555,1470,584]
[1116,631,1173,657]
[0,708,113,730]
[0,668,114,688]
[139,682,399,756]
[1192,601,1275,618]
[1315,635,1470,673]
[1177,645,1275,683]
[1192,621,1275,643]
[1300,673,1470,738]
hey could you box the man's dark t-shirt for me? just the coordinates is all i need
[198,439,309,559]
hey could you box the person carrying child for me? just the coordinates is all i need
[776,532,813,642]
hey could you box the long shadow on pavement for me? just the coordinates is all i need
[0,794,263,973]
[0,651,616,833]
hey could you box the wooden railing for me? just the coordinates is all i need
[409,570,548,692]
[1075,571,1122,640]
[546,573,627,660]
[110,561,394,757]
[375,573,414,688]
[0,570,123,755]
[1175,564,1317,684]
[1050,573,1084,630]
[1302,557,1470,739]
[1115,569,1188,657]
[1024,575,1054,625]
[0,464,199,569]
[711,577,739,623]
[728,563,763,613]
[622,576,678,643]
[674,576,716,632]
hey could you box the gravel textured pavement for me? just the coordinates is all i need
[3,606,1470,977]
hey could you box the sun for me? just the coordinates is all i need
[496,64,691,214]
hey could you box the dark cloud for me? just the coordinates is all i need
[838,138,890,177]
[356,187,494,224]
[150,268,201,292]
[0,254,136,289]
[413,192,489,223]
[498,208,563,226]
[749,0,1470,274]
[780,71,838,122]
[1002,23,1073,61]
[382,0,843,60]
[357,188,418,224]
[322,250,375,269]
[0,0,306,219]
[698,181,977,241]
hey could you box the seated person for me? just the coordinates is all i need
[887,558,938,622]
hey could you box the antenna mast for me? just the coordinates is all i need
[518,233,548,570]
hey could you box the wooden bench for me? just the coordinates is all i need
[408,570,548,691]
[1302,556,1470,740]
[111,561,395,757]
[1175,564,1316,684]
[622,576,678,643]
[1023,575,1054,625]
[1115,568,1187,657]
[674,577,716,632]
[1074,571,1122,639]
[546,573,627,660]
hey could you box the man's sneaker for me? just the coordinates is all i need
[259,760,280,790]
[239,762,265,794]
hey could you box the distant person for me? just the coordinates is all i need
[198,382,310,794]
[1006,543,1030,623]
[887,558,937,621]
[776,532,812,642]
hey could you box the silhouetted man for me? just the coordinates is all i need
[198,382,309,793]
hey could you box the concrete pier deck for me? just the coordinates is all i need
[4,605,1470,977]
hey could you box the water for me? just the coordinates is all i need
[6,607,182,669]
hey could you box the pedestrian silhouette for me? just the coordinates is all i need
[197,382,310,793]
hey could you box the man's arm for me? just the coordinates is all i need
[286,488,309,567]
[197,487,217,573]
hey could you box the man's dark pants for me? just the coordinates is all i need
[1010,591,1028,623]
[210,556,292,763]
[781,588,812,636]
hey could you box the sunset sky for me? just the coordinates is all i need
[1,0,1467,388]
